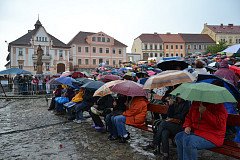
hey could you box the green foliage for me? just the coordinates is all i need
[205,41,228,54]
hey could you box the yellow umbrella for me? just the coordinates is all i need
[93,80,124,97]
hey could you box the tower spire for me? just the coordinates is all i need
[38,14,39,20]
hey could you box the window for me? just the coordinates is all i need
[166,45,168,49]
[85,47,89,53]
[239,39,240,43]
[113,48,115,54]
[19,48,23,56]
[145,44,147,50]
[85,59,89,65]
[19,64,23,69]
[107,38,110,42]
[236,39,238,43]
[166,53,169,57]
[229,39,232,44]
[119,60,122,64]
[155,53,158,57]
[194,45,197,49]
[188,45,191,49]
[106,59,109,65]
[92,47,96,53]
[106,48,109,53]
[171,45,173,49]
[45,37,47,41]
[119,49,122,54]
[39,37,41,41]
[113,60,116,65]
[176,53,178,56]
[199,45,202,50]
[46,46,49,56]
[171,53,174,57]
[102,37,105,42]
[36,37,38,41]
[150,44,153,50]
[93,59,96,65]
[92,37,96,41]
[150,53,153,57]
[78,47,81,52]
[99,48,103,53]
[45,63,50,71]
[180,53,183,57]
[160,53,163,57]
[42,37,44,41]
[180,45,183,49]
[78,59,82,65]
[99,58,103,64]
[155,45,157,50]
[34,63,37,71]
[97,37,101,42]
[59,50,63,58]
[160,45,162,50]
[176,45,178,49]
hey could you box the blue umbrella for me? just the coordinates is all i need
[196,74,240,103]
[138,78,148,85]
[222,44,240,53]
[81,81,105,91]
[55,77,79,88]
[0,68,32,75]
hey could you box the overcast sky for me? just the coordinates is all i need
[0,0,239,70]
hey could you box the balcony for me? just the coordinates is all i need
[32,54,51,60]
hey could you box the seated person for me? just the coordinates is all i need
[144,96,190,160]
[48,85,63,111]
[109,96,149,143]
[74,88,95,123]
[175,101,228,160]
[89,94,114,131]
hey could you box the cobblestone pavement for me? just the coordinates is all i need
[0,98,235,160]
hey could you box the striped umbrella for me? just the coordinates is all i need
[143,70,196,89]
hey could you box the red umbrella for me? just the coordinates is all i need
[72,71,84,78]
[111,80,147,97]
[101,74,121,82]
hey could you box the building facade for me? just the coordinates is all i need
[131,33,164,61]
[201,23,240,45]
[68,31,127,70]
[179,34,215,55]
[6,20,70,74]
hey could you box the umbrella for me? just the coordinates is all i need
[196,74,240,102]
[234,62,240,66]
[75,78,93,85]
[222,44,240,54]
[208,62,217,67]
[157,60,189,71]
[0,68,31,75]
[111,80,147,97]
[143,70,196,89]
[81,71,90,77]
[71,71,84,78]
[170,82,236,104]
[55,76,78,88]
[47,78,61,85]
[81,81,105,91]
[60,71,72,77]
[146,70,156,76]
[136,72,148,78]
[138,78,148,85]
[100,74,121,82]
[93,80,124,97]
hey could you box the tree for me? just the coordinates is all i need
[205,41,228,54]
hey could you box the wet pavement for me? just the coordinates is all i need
[0,98,235,160]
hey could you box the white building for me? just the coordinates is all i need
[6,19,71,74]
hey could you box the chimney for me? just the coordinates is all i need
[166,32,171,35]
[220,23,223,27]
[154,32,158,35]
[228,24,233,27]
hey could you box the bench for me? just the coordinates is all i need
[131,103,240,159]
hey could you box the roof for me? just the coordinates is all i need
[179,34,215,43]
[68,31,127,47]
[9,20,70,49]
[206,24,240,34]
[159,34,184,43]
[137,34,163,43]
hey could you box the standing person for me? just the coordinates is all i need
[175,101,228,160]
[31,76,38,95]
[144,96,190,160]
[38,77,43,94]
[214,60,239,87]
[45,76,51,94]
[192,60,209,78]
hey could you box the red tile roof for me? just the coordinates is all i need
[68,31,127,47]
[137,34,163,43]
[207,24,240,34]
[179,34,215,43]
[159,34,184,43]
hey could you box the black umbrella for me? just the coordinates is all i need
[81,81,105,91]
[157,60,189,71]
[75,78,93,85]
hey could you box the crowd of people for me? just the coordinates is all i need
[43,53,240,160]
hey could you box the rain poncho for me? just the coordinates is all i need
[71,90,84,102]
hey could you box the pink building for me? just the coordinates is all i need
[68,31,127,70]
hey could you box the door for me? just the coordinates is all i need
[57,63,65,73]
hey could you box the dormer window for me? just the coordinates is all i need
[97,37,101,42]
[102,37,105,42]
[107,38,110,42]
[92,37,96,42]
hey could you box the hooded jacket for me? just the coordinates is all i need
[123,96,149,127]
[183,101,228,146]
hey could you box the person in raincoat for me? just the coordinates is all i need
[175,101,228,160]
[109,96,149,143]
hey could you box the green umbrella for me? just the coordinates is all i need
[170,82,237,104]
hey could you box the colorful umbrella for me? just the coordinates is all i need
[93,80,124,97]
[71,71,84,78]
[100,74,121,82]
[170,82,237,104]
[146,70,156,76]
[143,70,196,89]
[55,76,78,88]
[111,80,147,97]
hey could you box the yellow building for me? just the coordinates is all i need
[201,23,240,45]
